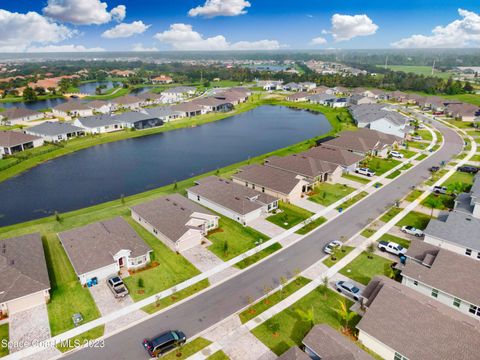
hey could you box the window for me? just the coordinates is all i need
[477,252,480,260]
[394,353,409,360]
[262,187,265,193]
[431,289,438,298]
[413,280,418,286]
[245,182,248,187]
[252,184,255,189]
[469,305,480,317]
[465,248,472,256]
[453,298,461,308]
[197,195,200,201]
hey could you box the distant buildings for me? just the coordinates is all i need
[151,75,173,84]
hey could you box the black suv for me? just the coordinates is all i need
[457,166,479,174]
[143,330,186,358]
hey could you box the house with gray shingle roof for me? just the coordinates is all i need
[111,95,142,110]
[74,114,125,134]
[86,100,112,114]
[0,130,44,158]
[52,101,94,118]
[302,145,364,172]
[131,194,219,252]
[144,106,182,122]
[58,217,152,285]
[0,233,50,315]
[0,107,43,125]
[24,121,84,142]
[349,104,410,138]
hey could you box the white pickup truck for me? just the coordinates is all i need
[378,241,407,256]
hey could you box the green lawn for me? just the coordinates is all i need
[266,203,313,229]
[337,191,368,211]
[415,130,433,141]
[239,277,311,323]
[251,287,360,356]
[399,149,417,159]
[207,351,230,360]
[0,324,8,358]
[407,141,428,150]
[425,169,448,186]
[379,233,411,249]
[386,170,401,179]
[421,193,454,210]
[396,211,432,230]
[339,252,394,285]
[404,189,424,202]
[122,217,203,301]
[380,65,452,79]
[360,228,376,238]
[162,338,212,360]
[207,217,270,262]
[470,154,480,162]
[322,246,355,267]
[308,183,355,206]
[363,157,401,175]
[295,217,327,235]
[379,207,403,223]
[442,171,475,193]
[56,326,105,353]
[342,173,370,184]
[415,153,428,161]
[235,243,282,270]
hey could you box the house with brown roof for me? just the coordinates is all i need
[445,103,480,121]
[286,92,310,102]
[58,217,152,285]
[109,70,136,77]
[52,101,93,118]
[388,91,407,103]
[0,130,44,158]
[401,240,480,319]
[131,194,219,252]
[187,176,278,225]
[171,102,206,117]
[136,92,164,106]
[302,145,364,172]
[358,276,480,360]
[86,100,112,114]
[214,89,249,105]
[151,75,173,84]
[277,346,310,360]
[231,164,312,202]
[0,233,50,315]
[0,107,43,124]
[416,96,446,112]
[191,97,233,112]
[111,95,142,110]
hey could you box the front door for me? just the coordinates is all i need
[118,257,124,267]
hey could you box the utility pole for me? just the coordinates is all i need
[384,55,388,70]
[432,59,436,75]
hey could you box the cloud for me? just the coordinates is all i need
[392,9,480,48]
[102,21,150,38]
[43,0,126,25]
[188,0,250,18]
[311,36,327,45]
[154,23,280,50]
[132,43,158,51]
[0,9,73,52]
[331,13,378,41]
[26,44,105,52]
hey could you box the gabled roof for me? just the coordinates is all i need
[0,107,41,120]
[86,100,111,109]
[286,92,310,100]
[0,233,50,303]
[191,97,232,107]
[111,95,141,105]
[324,128,401,153]
[303,145,364,167]
[265,154,339,179]
[144,106,180,119]
[76,114,123,128]
[277,347,310,360]
[0,130,42,147]
[26,121,83,136]
[53,101,91,112]
[171,102,205,113]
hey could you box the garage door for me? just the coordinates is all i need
[7,292,46,314]
[177,233,203,252]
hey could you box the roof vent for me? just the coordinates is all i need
[466,217,471,221]
[180,207,185,211]
[9,259,14,266]
[234,197,240,200]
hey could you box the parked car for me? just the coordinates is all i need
[378,241,407,256]
[355,167,376,177]
[143,330,186,358]
[401,225,424,237]
[107,276,129,298]
[323,240,342,254]
[411,135,423,141]
[335,280,362,301]
[433,186,448,195]
[389,151,404,159]
[457,166,479,174]
[429,166,440,172]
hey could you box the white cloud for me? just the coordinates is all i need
[311,36,327,45]
[26,44,105,52]
[132,43,158,51]
[188,0,250,18]
[43,0,126,25]
[0,9,72,52]
[102,21,150,38]
[331,13,378,41]
[392,9,480,48]
[154,23,280,50]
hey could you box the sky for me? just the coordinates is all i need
[1,0,480,52]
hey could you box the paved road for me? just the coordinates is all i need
[65,121,462,360]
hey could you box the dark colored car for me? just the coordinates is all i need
[429,166,440,172]
[143,330,186,358]
[457,166,479,174]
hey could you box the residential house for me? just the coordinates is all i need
[286,92,310,102]
[111,95,142,111]
[144,106,182,122]
[214,90,248,105]
[187,176,278,225]
[58,217,152,285]
[357,276,480,360]
[445,103,480,121]
[417,96,446,113]
[350,104,410,138]
[388,91,408,103]
[0,233,50,315]
[162,86,196,103]
[299,82,317,91]
[283,82,303,92]
[308,85,330,94]
[332,86,350,95]
[363,89,386,99]
[0,107,43,125]
[191,97,233,112]
[86,100,112,114]
[405,93,424,104]
[52,101,94,118]
[277,347,310,360]
[308,94,336,105]
[349,94,377,105]
[326,97,348,108]
[136,92,164,106]
[109,70,135,77]
[74,114,125,134]
[151,75,173,84]
[114,111,164,130]
[0,131,43,158]
[25,121,84,142]
[171,102,206,117]
[302,145,364,172]
[131,194,219,252]
[231,164,312,202]
[401,240,480,319]
[258,80,283,91]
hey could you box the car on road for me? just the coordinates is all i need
[143,330,186,358]
[378,240,407,256]
[457,166,479,174]
[355,167,376,177]
[429,166,440,172]
[401,225,424,237]
[107,276,129,298]
[389,151,404,159]
[323,240,342,254]
[335,280,362,301]
[433,186,448,195]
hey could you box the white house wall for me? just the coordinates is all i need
[423,234,479,259]
[78,263,119,285]
[1,290,49,315]
[369,118,405,138]
[358,330,397,360]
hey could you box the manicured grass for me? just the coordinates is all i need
[415,153,428,161]
[363,157,401,175]
[396,211,432,230]
[470,154,480,162]
[407,141,428,150]
[56,326,105,353]
[342,173,370,184]
[207,217,270,261]
[295,217,327,235]
[0,323,8,358]
[207,351,230,360]
[399,149,417,158]
[381,65,452,79]
[425,169,448,186]
[404,189,423,202]
[379,233,411,249]
[266,203,313,230]
[251,287,360,356]
[360,228,376,238]
[122,217,203,301]
[442,171,475,192]
[162,338,212,360]
[386,170,401,179]
[236,243,282,270]
[322,246,355,267]
[339,252,394,285]
[441,93,480,107]
[415,130,433,141]
[308,183,355,206]
[239,277,311,323]
[421,193,454,210]
[337,191,368,211]
[379,207,403,223]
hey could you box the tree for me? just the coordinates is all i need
[366,242,376,259]
[320,276,329,299]
[295,306,315,330]
[333,299,356,334]
[222,240,229,256]
[137,277,144,288]
[423,195,442,218]
[330,246,341,262]
[22,87,37,102]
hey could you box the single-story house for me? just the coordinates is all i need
[350,104,410,138]
[0,130,44,157]
[405,93,424,104]
[114,111,164,130]
[402,240,480,319]
[151,75,173,84]
[299,82,317,91]
[136,92,165,106]
[143,106,182,122]
[74,114,125,134]
[86,100,112,114]
[349,95,376,105]
[58,217,152,285]
[25,121,85,142]
[111,95,142,110]
[0,233,50,315]
[358,276,480,360]
[445,103,480,121]
[308,94,336,105]
[283,82,303,92]
[332,86,351,96]
[302,145,364,172]
[417,96,445,113]
[388,91,408,103]
[309,85,330,94]
[162,86,196,102]
[131,194,219,252]
[231,164,312,202]
[0,107,43,125]
[191,97,233,112]
[362,89,386,99]
[171,102,206,117]
[326,97,348,108]
[187,176,278,225]
[52,101,94,118]
[286,92,310,102]
[258,80,283,91]
[214,89,249,105]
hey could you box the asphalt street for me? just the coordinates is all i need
[64,120,463,360]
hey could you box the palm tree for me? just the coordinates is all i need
[295,306,315,330]
[333,299,356,334]
[423,196,442,218]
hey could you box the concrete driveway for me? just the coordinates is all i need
[248,216,285,238]
[291,197,325,213]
